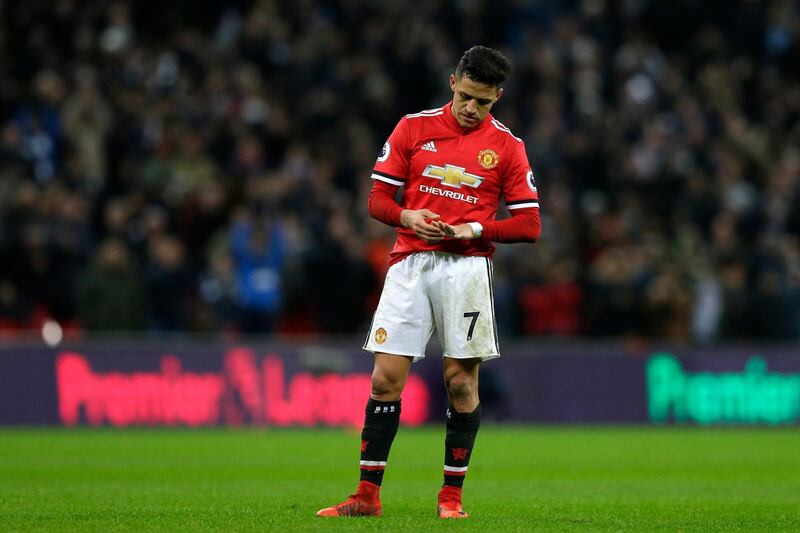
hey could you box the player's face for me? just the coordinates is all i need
[450,74,502,129]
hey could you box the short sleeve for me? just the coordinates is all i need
[502,141,540,211]
[372,117,412,187]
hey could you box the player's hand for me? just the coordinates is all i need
[400,209,446,243]
[431,220,476,240]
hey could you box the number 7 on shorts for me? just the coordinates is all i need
[463,312,480,341]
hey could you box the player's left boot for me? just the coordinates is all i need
[437,485,469,518]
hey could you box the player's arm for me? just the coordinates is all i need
[433,207,540,242]
[434,141,541,242]
[367,117,445,243]
[368,183,445,243]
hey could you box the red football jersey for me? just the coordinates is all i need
[372,103,539,264]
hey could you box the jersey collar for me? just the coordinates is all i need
[443,102,492,134]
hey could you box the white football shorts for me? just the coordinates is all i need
[363,251,500,362]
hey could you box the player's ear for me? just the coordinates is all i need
[450,74,456,92]
[496,87,504,101]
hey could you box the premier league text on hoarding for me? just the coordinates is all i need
[55,348,430,427]
[647,353,800,425]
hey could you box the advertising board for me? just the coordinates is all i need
[1,340,798,426]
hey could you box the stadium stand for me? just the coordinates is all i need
[0,0,798,341]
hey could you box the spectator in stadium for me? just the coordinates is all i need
[197,244,239,332]
[229,206,286,334]
[305,206,377,334]
[77,239,147,331]
[144,234,193,332]
[61,66,112,191]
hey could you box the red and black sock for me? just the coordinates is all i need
[442,403,481,488]
[359,398,401,487]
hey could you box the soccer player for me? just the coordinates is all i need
[317,46,541,519]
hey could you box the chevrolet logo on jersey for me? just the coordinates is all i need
[422,164,484,189]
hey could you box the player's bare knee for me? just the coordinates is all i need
[371,372,404,399]
[445,374,476,403]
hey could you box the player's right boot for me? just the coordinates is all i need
[316,480,382,517]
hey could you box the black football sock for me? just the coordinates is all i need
[442,403,481,488]
[359,398,401,487]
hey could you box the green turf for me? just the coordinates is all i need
[1,426,798,531]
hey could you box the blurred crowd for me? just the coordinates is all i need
[1,0,799,342]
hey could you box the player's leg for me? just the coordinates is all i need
[371,352,414,400]
[359,353,413,487]
[318,254,434,517]
[438,357,481,518]
[428,254,497,518]
[317,353,412,517]
[443,356,480,412]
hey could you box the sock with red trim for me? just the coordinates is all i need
[359,398,401,487]
[442,403,481,488]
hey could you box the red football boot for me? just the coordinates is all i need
[437,486,469,518]
[316,481,382,517]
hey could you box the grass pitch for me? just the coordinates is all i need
[1,426,798,531]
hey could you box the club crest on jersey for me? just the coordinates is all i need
[377,141,391,163]
[375,327,387,344]
[478,148,499,169]
[422,164,484,189]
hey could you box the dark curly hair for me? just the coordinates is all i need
[455,46,512,87]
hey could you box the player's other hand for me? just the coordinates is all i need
[401,209,446,243]
[431,220,476,240]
